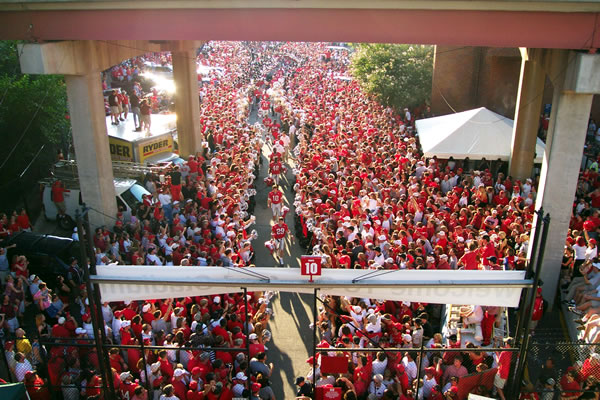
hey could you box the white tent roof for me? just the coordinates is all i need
[415,107,545,162]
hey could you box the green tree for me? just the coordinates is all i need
[0,41,70,213]
[351,43,433,110]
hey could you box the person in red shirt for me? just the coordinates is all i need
[187,380,202,400]
[479,235,496,268]
[271,217,293,266]
[559,369,581,400]
[24,371,50,400]
[248,333,265,358]
[16,209,31,231]
[51,180,69,215]
[158,349,174,380]
[494,337,514,400]
[119,371,137,399]
[267,186,284,220]
[458,243,480,270]
[171,368,189,400]
[269,158,283,186]
[51,316,72,338]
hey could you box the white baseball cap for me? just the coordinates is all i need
[235,372,247,381]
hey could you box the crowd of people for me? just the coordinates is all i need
[0,42,289,400]
[2,40,600,400]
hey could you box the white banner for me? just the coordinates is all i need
[95,266,527,307]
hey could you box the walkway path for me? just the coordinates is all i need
[248,105,313,399]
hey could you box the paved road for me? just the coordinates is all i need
[248,106,314,399]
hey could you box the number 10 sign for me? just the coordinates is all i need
[301,255,322,282]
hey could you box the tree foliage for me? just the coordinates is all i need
[350,43,434,110]
[0,41,70,211]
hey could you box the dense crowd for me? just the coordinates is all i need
[0,42,290,400]
[2,40,600,400]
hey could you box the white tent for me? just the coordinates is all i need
[415,107,545,162]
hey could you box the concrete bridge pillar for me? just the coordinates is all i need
[531,51,600,307]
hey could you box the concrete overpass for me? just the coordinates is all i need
[0,1,599,49]
[4,0,600,305]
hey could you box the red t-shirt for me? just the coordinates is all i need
[461,251,479,270]
[497,351,513,379]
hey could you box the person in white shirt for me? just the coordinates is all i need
[14,352,32,382]
[366,313,381,335]
[371,352,388,376]
[422,367,438,398]
[402,352,418,382]
[146,247,163,266]
[368,374,387,399]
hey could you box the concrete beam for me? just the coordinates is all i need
[509,48,545,180]
[19,40,162,75]
[1,0,600,13]
[565,53,600,94]
[2,9,599,50]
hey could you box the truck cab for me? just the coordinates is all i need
[41,178,150,228]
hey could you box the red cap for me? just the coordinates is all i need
[252,382,261,392]
[191,367,201,375]
[189,380,198,390]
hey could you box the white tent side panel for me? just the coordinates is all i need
[96,266,526,307]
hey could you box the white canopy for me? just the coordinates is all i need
[415,107,545,162]
[94,265,528,307]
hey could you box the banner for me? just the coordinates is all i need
[108,136,134,162]
[137,134,173,163]
[95,266,527,307]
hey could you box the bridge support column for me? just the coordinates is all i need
[509,49,545,180]
[172,43,202,157]
[533,51,600,307]
[65,72,117,228]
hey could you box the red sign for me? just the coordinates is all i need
[301,256,322,280]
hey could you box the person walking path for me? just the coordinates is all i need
[248,103,314,399]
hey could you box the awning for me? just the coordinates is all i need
[94,266,529,307]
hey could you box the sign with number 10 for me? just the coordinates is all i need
[301,256,322,281]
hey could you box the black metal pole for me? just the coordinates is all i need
[312,288,318,399]
[414,340,424,398]
[526,208,544,278]
[84,211,117,399]
[34,324,54,399]
[514,208,544,346]
[76,210,110,399]
[139,334,151,395]
[0,339,12,382]
[243,287,250,391]
[512,213,550,396]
